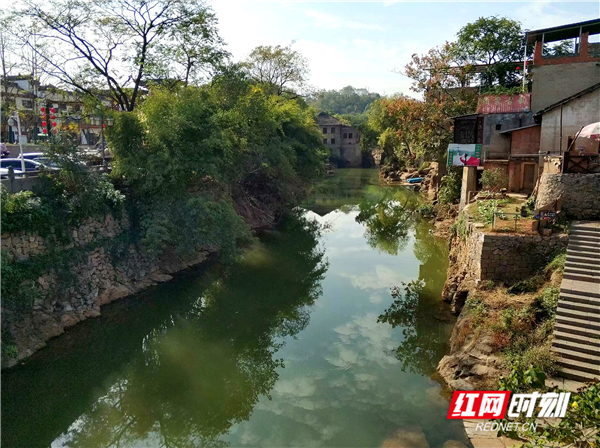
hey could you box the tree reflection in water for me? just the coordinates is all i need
[62,214,327,448]
[354,187,452,377]
[355,189,418,255]
[378,221,452,377]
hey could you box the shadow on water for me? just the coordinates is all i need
[1,214,327,448]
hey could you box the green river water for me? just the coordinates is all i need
[2,169,468,448]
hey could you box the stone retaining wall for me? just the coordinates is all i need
[1,214,212,368]
[536,173,600,220]
[478,233,568,282]
[443,222,567,313]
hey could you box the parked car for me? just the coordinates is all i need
[17,152,44,161]
[0,167,24,178]
[0,158,44,172]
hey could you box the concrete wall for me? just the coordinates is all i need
[531,62,600,112]
[536,173,600,219]
[483,113,535,159]
[320,123,362,167]
[539,88,600,154]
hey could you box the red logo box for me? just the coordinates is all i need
[448,391,511,419]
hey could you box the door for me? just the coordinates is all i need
[522,164,535,192]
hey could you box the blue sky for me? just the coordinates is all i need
[211,1,599,96]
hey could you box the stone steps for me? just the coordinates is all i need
[563,272,600,283]
[564,265,600,275]
[553,221,600,386]
[553,338,600,357]
[567,248,600,260]
[556,305,600,323]
[557,366,600,383]
[555,317,600,335]
[554,346,600,364]
[565,260,600,272]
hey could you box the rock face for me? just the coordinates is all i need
[1,214,213,368]
[437,313,505,391]
[536,173,600,220]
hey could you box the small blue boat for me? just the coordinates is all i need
[407,177,422,184]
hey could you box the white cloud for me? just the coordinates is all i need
[305,9,385,31]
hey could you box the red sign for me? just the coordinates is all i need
[477,94,531,114]
[448,391,511,419]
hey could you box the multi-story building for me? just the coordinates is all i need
[316,112,362,167]
[1,75,111,148]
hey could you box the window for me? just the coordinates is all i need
[495,124,502,131]
[20,99,33,109]
[331,138,336,144]
[331,127,335,133]
[349,132,353,138]
[343,133,347,138]
[323,127,327,134]
[323,138,327,144]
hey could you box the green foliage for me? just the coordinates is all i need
[418,161,430,172]
[534,286,560,319]
[474,199,508,224]
[520,381,600,447]
[450,212,469,241]
[438,168,462,204]
[498,364,547,392]
[108,78,326,259]
[463,295,489,327]
[545,251,566,274]
[310,86,381,115]
[454,16,524,88]
[244,44,309,96]
[417,204,434,218]
[1,136,124,239]
[507,274,545,294]
[481,168,508,192]
[141,194,251,261]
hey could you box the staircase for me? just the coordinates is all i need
[552,221,600,384]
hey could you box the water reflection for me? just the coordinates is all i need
[2,170,466,448]
[2,215,327,448]
[378,222,454,377]
[355,189,419,256]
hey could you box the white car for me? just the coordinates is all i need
[0,167,24,178]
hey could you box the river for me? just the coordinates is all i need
[2,169,468,448]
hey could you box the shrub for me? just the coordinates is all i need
[438,168,461,204]
[474,199,507,224]
[545,251,566,274]
[507,274,545,294]
[417,204,434,218]
[534,286,560,319]
[481,168,508,192]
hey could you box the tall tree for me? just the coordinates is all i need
[310,86,381,115]
[453,16,524,87]
[18,0,227,111]
[244,44,309,96]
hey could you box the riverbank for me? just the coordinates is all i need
[1,194,283,369]
[2,169,471,448]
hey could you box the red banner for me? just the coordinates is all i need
[477,93,531,114]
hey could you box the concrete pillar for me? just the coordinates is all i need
[460,166,477,209]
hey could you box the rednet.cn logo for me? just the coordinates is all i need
[447,391,571,419]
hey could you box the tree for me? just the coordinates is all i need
[310,86,380,115]
[18,0,227,111]
[453,16,524,88]
[244,44,309,96]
